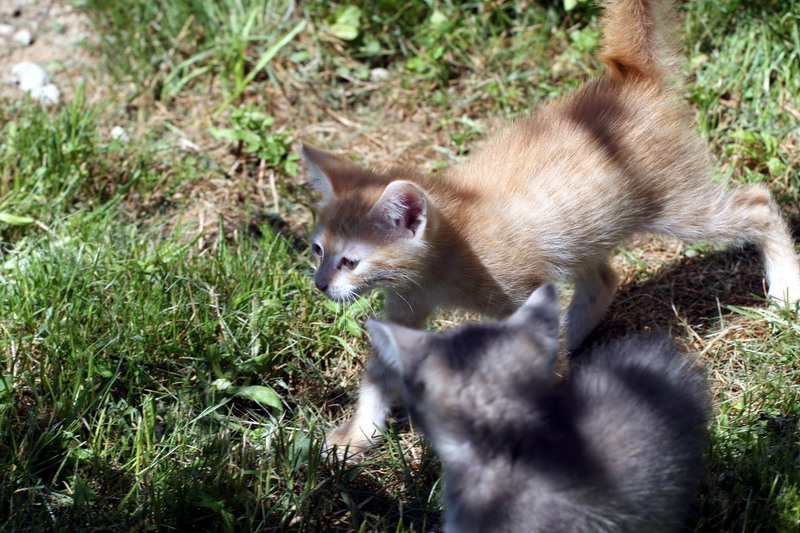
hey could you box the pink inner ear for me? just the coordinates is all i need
[397,190,424,236]
[373,182,427,239]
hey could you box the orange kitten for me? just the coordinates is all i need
[303,0,800,455]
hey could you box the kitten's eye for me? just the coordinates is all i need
[339,257,360,270]
[311,243,322,257]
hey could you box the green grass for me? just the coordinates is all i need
[1,0,799,531]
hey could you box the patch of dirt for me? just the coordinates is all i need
[602,236,766,343]
[0,4,517,250]
[159,64,497,253]
[1,0,96,103]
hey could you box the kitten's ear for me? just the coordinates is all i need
[300,144,334,200]
[368,181,427,239]
[367,319,430,374]
[300,144,362,203]
[508,284,560,341]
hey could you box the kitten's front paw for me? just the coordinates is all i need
[324,420,377,461]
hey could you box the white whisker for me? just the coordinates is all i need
[390,290,415,315]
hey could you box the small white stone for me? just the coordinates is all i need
[8,62,60,104]
[30,83,60,105]
[0,24,15,37]
[12,28,32,46]
[370,67,389,82]
[10,61,49,91]
[179,138,200,151]
[110,126,128,141]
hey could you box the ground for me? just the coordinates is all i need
[1,1,799,531]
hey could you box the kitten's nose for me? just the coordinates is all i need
[315,279,328,292]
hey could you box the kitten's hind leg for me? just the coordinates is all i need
[564,261,619,352]
[656,184,800,304]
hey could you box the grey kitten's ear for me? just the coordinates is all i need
[367,319,430,373]
[368,181,427,239]
[508,284,560,340]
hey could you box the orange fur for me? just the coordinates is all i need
[302,0,800,456]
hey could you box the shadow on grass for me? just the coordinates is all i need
[588,246,766,348]
[591,215,800,348]
[694,413,800,533]
[280,439,441,533]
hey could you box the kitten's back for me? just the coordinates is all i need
[566,335,709,531]
[445,334,709,533]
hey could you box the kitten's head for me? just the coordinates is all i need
[367,284,561,458]
[302,144,431,303]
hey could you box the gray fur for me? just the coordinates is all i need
[369,285,710,533]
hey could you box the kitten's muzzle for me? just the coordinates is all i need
[314,263,332,294]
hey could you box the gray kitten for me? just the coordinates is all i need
[368,285,709,533]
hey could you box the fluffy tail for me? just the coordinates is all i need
[597,0,682,86]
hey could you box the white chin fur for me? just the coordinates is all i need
[327,284,361,303]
